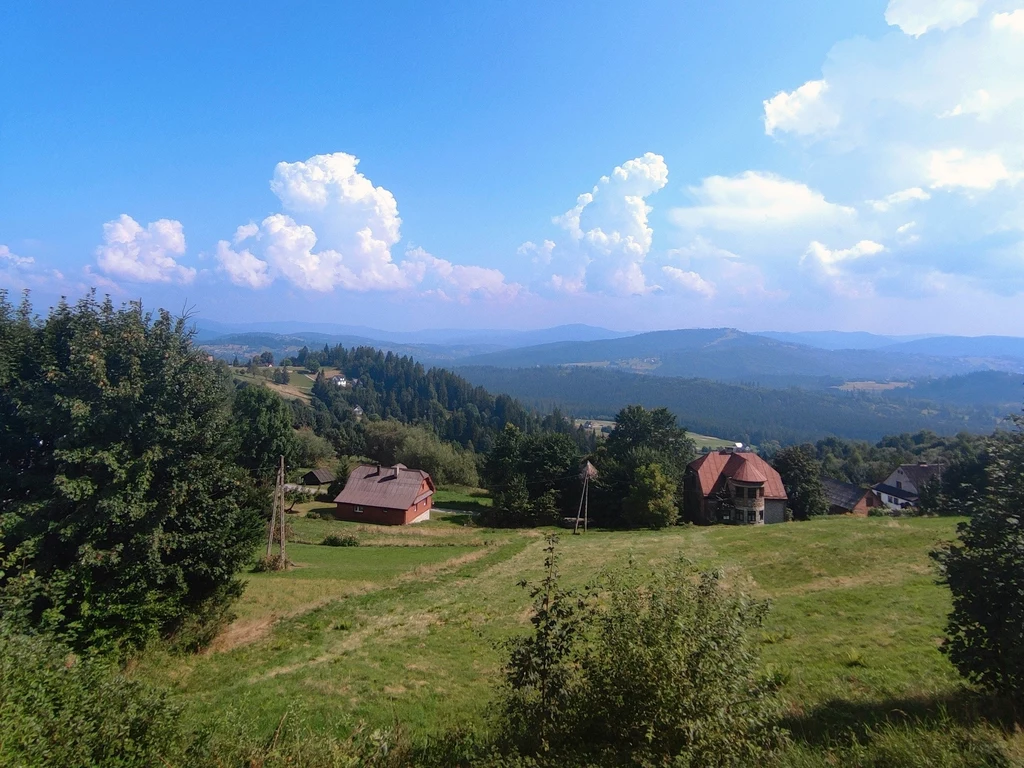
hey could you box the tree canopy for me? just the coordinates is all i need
[932,415,1024,704]
[0,292,264,654]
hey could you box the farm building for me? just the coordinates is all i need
[684,449,787,525]
[821,477,881,516]
[333,464,435,525]
[301,468,336,487]
[872,463,943,512]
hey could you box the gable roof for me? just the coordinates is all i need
[688,451,787,500]
[821,477,870,511]
[873,482,918,502]
[303,468,336,484]
[897,463,943,488]
[334,464,434,510]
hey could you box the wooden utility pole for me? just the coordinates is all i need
[277,454,287,569]
[573,461,598,534]
[265,455,288,569]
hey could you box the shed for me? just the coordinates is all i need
[302,468,336,487]
[821,477,880,516]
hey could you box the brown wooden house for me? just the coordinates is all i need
[333,464,435,525]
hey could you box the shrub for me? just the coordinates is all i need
[0,627,195,767]
[305,510,321,520]
[497,536,787,764]
[322,534,359,547]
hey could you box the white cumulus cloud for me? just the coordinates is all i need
[869,187,931,212]
[661,266,716,298]
[671,172,854,231]
[928,148,1013,189]
[885,0,987,37]
[801,240,887,297]
[218,152,517,298]
[527,152,669,296]
[402,246,522,302]
[992,9,1024,32]
[764,80,839,137]
[0,244,34,269]
[215,240,273,289]
[95,215,195,283]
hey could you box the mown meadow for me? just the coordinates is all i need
[134,511,1024,766]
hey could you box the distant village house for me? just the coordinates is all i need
[684,449,788,525]
[821,477,881,516]
[333,464,435,525]
[872,463,943,512]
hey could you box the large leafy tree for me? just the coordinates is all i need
[772,445,827,520]
[622,463,678,529]
[483,425,580,527]
[593,405,695,528]
[0,292,265,654]
[231,384,297,484]
[932,415,1024,705]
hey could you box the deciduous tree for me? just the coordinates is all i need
[932,415,1024,706]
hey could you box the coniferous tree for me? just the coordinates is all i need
[0,292,264,654]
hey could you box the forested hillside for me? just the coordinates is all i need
[286,345,592,457]
[459,365,1010,445]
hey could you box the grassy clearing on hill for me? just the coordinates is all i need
[575,418,735,450]
[135,516,1024,765]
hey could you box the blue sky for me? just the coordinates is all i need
[2,0,1023,334]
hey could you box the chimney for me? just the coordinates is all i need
[375,464,381,476]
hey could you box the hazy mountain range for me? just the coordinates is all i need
[197,320,1024,442]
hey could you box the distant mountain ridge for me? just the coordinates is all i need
[192,320,631,348]
[458,328,1024,381]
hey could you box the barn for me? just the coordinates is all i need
[821,477,881,516]
[301,468,336,487]
[333,464,435,525]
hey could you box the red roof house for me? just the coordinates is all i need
[333,464,435,525]
[684,450,788,525]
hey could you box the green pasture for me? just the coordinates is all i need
[136,516,1024,764]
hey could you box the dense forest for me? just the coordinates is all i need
[271,346,596,478]
[459,366,1013,445]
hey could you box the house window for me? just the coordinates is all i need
[758,488,764,498]
[735,487,744,499]
[747,488,757,499]
[721,509,731,521]
[759,510,764,521]
[896,481,903,490]
[747,510,756,523]
[354,505,364,514]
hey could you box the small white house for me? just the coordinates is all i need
[872,463,943,512]
[330,374,348,388]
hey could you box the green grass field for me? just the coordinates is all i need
[136,516,1024,764]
